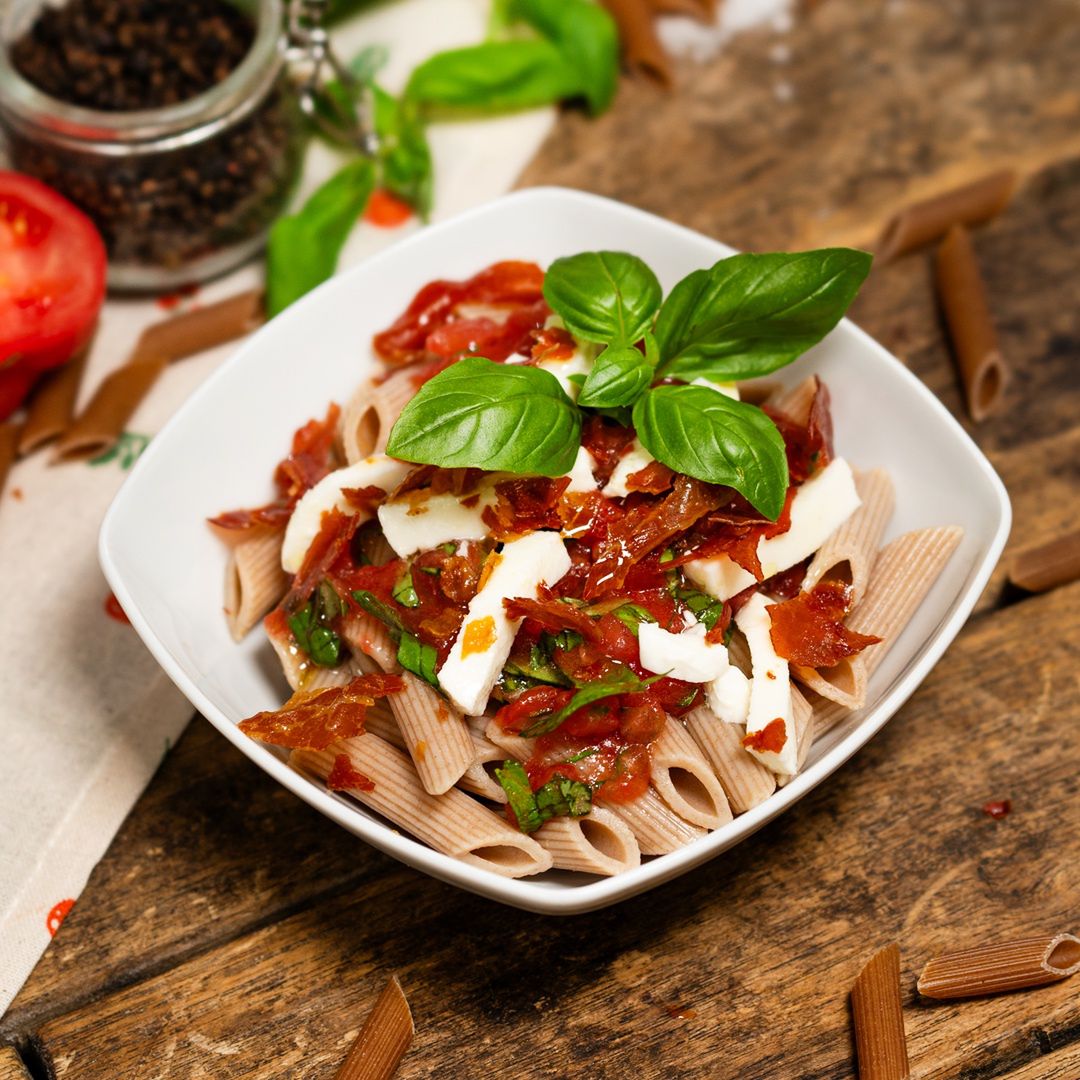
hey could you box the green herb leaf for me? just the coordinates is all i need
[510,0,619,114]
[266,159,376,317]
[373,85,433,219]
[495,761,544,833]
[577,344,655,408]
[392,570,420,608]
[535,775,592,818]
[610,602,658,636]
[405,39,580,113]
[654,249,873,381]
[386,356,581,476]
[350,589,439,686]
[632,384,789,520]
[543,251,662,346]
[677,587,726,631]
[543,629,584,654]
[520,669,659,738]
[287,601,343,669]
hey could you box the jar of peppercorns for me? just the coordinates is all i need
[0,0,308,290]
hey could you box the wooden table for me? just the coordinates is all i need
[4,1,1079,1075]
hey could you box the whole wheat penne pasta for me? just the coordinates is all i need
[645,0,712,20]
[683,706,777,813]
[802,469,895,604]
[770,374,819,426]
[1008,528,1080,594]
[917,933,1080,1000]
[222,527,289,641]
[361,699,405,749]
[18,347,90,455]
[812,525,963,730]
[650,717,732,829]
[341,610,399,673]
[483,718,533,763]
[851,943,910,1080]
[0,422,17,504]
[292,735,552,877]
[341,368,419,463]
[600,0,672,86]
[792,683,814,772]
[535,806,641,876]
[457,715,509,803]
[333,975,413,1080]
[609,787,707,855]
[268,623,358,693]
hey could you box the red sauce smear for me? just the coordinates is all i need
[327,754,376,792]
[364,188,413,228]
[104,592,130,624]
[982,798,1012,820]
[767,582,881,668]
[46,898,75,937]
[743,717,788,754]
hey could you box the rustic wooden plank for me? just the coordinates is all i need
[1,716,393,1038]
[993,1044,1080,1080]
[0,1048,29,1080]
[518,0,1080,254]
[30,582,1080,1079]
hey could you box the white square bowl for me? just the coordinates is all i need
[100,187,1010,915]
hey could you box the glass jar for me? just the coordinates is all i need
[0,0,306,290]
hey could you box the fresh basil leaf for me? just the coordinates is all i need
[510,0,619,114]
[535,775,593,819]
[351,590,405,635]
[633,384,789,520]
[287,602,343,669]
[397,633,440,687]
[405,40,580,112]
[502,643,572,690]
[373,85,433,219]
[520,669,658,738]
[542,629,584,654]
[543,251,662,346]
[392,571,420,608]
[565,746,599,764]
[654,249,873,381]
[386,356,581,476]
[577,344,655,408]
[495,761,544,833]
[677,587,725,631]
[318,581,348,621]
[266,159,376,317]
[611,602,658,636]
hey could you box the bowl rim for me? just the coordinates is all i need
[99,185,1012,914]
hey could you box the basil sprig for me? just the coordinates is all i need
[351,590,439,687]
[386,248,870,520]
[287,582,348,668]
[495,761,593,833]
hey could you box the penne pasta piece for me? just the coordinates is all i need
[223,527,289,641]
[385,672,475,797]
[608,787,707,855]
[650,717,732,829]
[812,525,963,730]
[267,622,357,693]
[645,0,712,19]
[770,374,818,426]
[341,610,399,673]
[0,422,17,504]
[18,346,90,455]
[935,225,1009,421]
[684,706,777,814]
[361,700,405,750]
[876,169,1016,263]
[792,682,814,773]
[457,715,509,803]
[802,469,895,605]
[292,735,552,878]
[535,806,641,876]
[1008,528,1080,594]
[600,0,672,87]
[917,933,1080,1000]
[341,367,419,463]
[483,718,532,763]
[851,944,910,1080]
[332,975,413,1080]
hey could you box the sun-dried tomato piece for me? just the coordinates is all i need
[503,596,603,642]
[767,582,882,668]
[806,377,834,473]
[239,674,404,750]
[283,507,359,610]
[483,476,571,540]
[580,415,636,485]
[743,718,787,754]
[327,754,376,792]
[625,460,675,494]
[341,485,389,515]
[529,325,576,362]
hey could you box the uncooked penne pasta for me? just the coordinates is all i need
[18,347,89,455]
[813,525,963,732]
[684,707,777,814]
[917,933,1080,1000]
[341,367,419,463]
[609,787,707,855]
[222,527,289,641]
[293,735,552,877]
[650,717,732,829]
[535,806,641,876]
[850,944,910,1080]
[802,469,895,605]
[332,975,413,1080]
[457,715,509,803]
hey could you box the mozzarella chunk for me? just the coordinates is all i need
[735,593,797,776]
[536,346,598,400]
[706,666,751,725]
[378,485,497,558]
[438,532,571,716]
[563,445,599,493]
[691,377,740,400]
[684,457,861,600]
[282,455,412,573]
[638,621,730,683]
[602,439,655,498]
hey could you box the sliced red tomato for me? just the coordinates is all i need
[0,172,106,419]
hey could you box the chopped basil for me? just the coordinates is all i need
[611,602,657,636]
[678,587,726,632]
[520,669,660,738]
[392,570,420,607]
[495,761,593,834]
[543,628,584,653]
[495,761,544,833]
[501,643,572,692]
[288,583,349,669]
[351,589,440,687]
[564,746,599,764]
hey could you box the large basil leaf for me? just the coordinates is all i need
[385,356,581,476]
[405,40,580,112]
[265,159,376,317]
[577,344,654,408]
[511,0,619,114]
[543,251,662,345]
[632,384,789,519]
[654,249,872,381]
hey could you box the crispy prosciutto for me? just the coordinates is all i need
[766,582,881,668]
[326,754,376,792]
[239,674,404,750]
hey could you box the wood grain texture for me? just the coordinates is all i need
[27,582,1080,1079]
[0,1048,29,1080]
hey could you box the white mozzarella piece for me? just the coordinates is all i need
[437,532,571,716]
[735,593,797,776]
[602,439,655,498]
[536,347,597,400]
[638,621,730,683]
[691,376,740,400]
[706,666,751,725]
[684,457,861,600]
[378,486,497,558]
[281,455,412,573]
[563,445,598,493]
